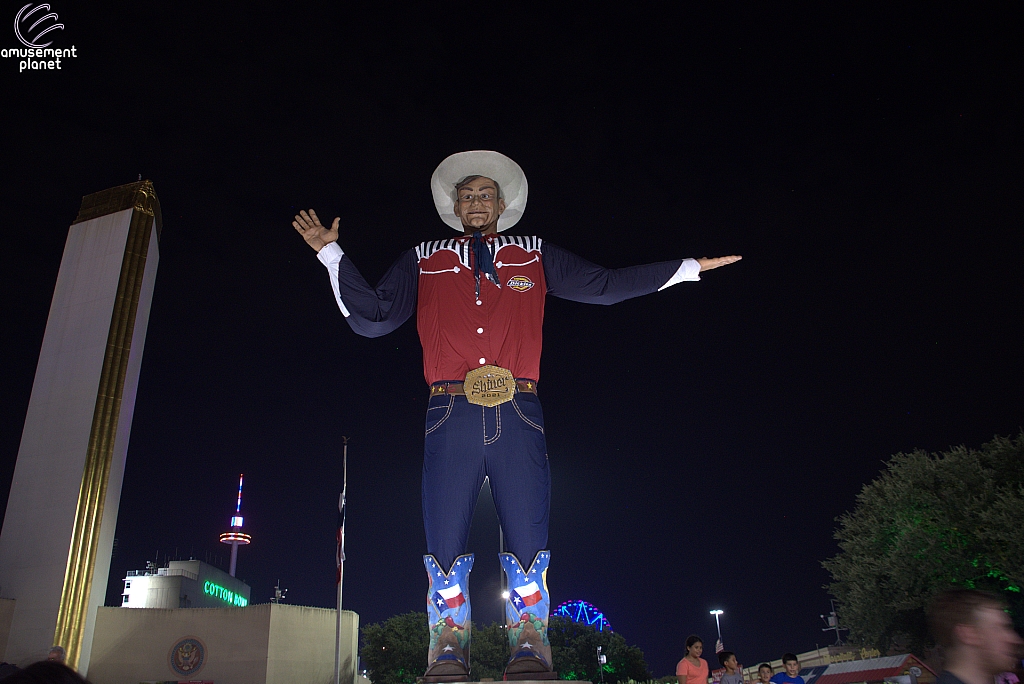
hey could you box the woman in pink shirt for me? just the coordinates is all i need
[676,635,709,684]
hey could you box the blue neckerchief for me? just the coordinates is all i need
[471,231,500,298]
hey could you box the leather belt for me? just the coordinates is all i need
[430,379,537,397]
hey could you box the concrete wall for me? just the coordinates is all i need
[87,604,359,684]
[0,599,15,661]
[267,605,358,684]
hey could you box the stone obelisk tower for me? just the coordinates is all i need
[0,181,161,674]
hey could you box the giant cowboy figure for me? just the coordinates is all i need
[293,151,741,681]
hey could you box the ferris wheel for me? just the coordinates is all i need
[552,599,612,632]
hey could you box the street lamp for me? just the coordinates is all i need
[709,609,724,644]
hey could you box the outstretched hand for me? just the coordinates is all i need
[697,255,742,272]
[292,209,339,252]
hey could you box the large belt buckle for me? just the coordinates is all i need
[464,365,516,407]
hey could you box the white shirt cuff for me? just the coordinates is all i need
[316,241,344,265]
[658,258,701,291]
[316,242,350,317]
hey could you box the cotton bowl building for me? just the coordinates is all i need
[120,560,251,609]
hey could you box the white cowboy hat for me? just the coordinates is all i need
[430,150,528,232]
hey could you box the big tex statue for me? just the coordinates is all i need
[293,151,741,681]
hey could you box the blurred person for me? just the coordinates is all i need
[677,635,710,684]
[0,660,90,683]
[45,647,64,663]
[758,663,774,684]
[927,588,1024,684]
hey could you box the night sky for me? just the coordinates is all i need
[1,2,1021,677]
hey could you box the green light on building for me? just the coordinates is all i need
[204,580,248,607]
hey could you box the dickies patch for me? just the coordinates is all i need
[506,275,535,292]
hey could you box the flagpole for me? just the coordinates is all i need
[335,437,349,684]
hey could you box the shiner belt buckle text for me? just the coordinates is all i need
[463,365,517,407]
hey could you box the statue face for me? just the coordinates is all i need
[453,176,505,233]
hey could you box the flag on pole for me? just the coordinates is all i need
[336,490,346,584]
[336,438,348,585]
[715,638,724,653]
[334,438,349,684]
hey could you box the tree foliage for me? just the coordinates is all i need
[359,613,650,684]
[360,612,427,684]
[823,433,1024,654]
[549,616,651,683]
[470,622,511,680]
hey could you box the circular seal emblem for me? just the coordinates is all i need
[169,636,206,677]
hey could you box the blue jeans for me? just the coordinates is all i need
[422,389,550,570]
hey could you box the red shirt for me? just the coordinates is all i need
[320,233,687,387]
[676,657,709,684]
[416,236,546,384]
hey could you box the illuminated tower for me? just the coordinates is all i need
[219,474,251,577]
[0,181,161,672]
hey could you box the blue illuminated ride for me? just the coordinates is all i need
[552,599,612,632]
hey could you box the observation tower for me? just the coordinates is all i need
[219,474,251,577]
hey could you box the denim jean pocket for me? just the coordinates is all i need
[510,394,544,434]
[425,394,454,435]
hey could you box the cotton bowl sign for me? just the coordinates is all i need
[3,3,77,72]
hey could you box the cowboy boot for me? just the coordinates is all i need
[500,550,556,679]
[421,553,474,682]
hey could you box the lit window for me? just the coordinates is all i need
[231,516,243,527]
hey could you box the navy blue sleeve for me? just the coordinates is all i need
[337,248,418,338]
[541,241,683,305]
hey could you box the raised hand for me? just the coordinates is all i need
[696,255,742,272]
[292,209,340,252]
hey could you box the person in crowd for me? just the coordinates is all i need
[718,651,743,684]
[927,588,1023,684]
[677,635,710,684]
[758,662,774,684]
[769,653,804,684]
[0,660,90,683]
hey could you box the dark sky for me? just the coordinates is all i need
[1,1,1021,677]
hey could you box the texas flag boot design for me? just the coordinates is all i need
[500,550,556,679]
[422,553,474,681]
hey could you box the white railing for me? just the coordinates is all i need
[155,568,199,580]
